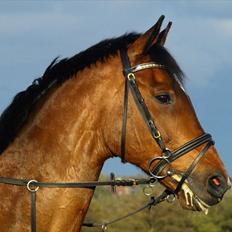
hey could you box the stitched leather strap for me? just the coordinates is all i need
[174,140,214,194]
[151,133,213,176]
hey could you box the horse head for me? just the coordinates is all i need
[105,16,230,213]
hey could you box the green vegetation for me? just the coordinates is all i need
[81,176,232,232]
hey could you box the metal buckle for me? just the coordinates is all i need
[148,120,161,139]
[154,131,161,139]
[27,180,39,192]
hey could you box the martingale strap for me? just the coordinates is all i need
[0,176,157,232]
[120,56,129,163]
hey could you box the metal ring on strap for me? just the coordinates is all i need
[148,157,171,179]
[154,130,161,139]
[27,180,39,193]
[101,224,107,231]
[143,185,153,196]
[149,178,158,187]
[166,193,176,203]
[127,73,135,81]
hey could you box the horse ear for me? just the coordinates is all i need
[129,15,165,55]
[156,22,172,46]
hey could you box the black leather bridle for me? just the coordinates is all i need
[120,48,214,194]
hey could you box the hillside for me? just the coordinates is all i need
[81,176,232,232]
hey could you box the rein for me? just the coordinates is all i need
[0,48,215,231]
[83,189,170,231]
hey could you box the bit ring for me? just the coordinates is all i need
[148,157,170,179]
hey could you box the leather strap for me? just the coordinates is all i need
[152,133,213,176]
[83,189,169,229]
[0,177,154,189]
[31,192,36,232]
[174,141,214,194]
[0,176,155,232]
[120,49,129,163]
[120,49,167,163]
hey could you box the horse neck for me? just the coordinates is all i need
[0,56,123,231]
[0,56,123,181]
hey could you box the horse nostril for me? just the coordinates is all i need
[207,174,228,199]
[211,176,221,187]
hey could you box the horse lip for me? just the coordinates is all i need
[172,174,210,214]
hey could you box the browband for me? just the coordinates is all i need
[130,62,166,73]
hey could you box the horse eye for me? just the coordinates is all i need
[155,93,172,104]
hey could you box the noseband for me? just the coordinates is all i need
[120,49,214,194]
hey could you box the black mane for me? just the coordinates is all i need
[0,33,184,154]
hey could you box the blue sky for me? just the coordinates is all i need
[0,1,231,176]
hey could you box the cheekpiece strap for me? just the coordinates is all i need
[119,49,168,163]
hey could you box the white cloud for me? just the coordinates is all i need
[213,18,232,38]
[165,17,232,87]
[0,9,80,36]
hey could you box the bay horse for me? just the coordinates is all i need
[0,16,230,232]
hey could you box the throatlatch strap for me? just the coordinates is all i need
[121,70,129,163]
[120,49,131,163]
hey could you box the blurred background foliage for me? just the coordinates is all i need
[81,175,232,232]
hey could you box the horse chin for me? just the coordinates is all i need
[172,174,210,215]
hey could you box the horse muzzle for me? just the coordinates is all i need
[207,174,230,200]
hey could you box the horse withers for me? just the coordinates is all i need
[0,16,230,231]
